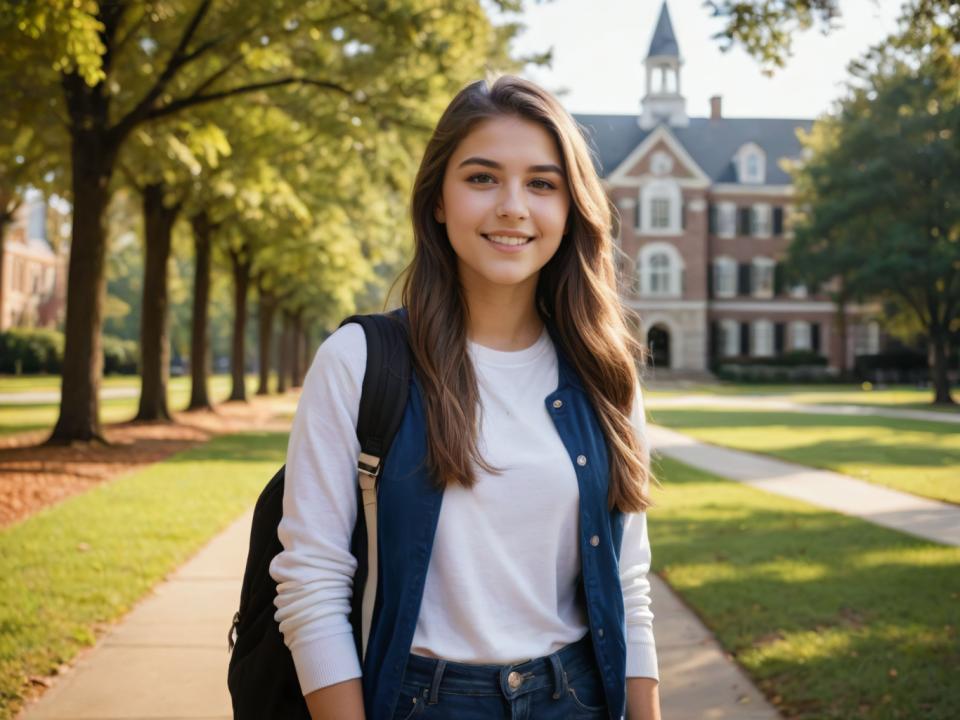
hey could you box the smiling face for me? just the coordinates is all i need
[435,114,571,299]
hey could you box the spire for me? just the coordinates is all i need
[647,1,679,59]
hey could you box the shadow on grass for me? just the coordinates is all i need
[650,458,960,719]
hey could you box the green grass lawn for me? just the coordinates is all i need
[650,455,959,720]
[0,431,287,720]
[644,383,959,413]
[648,408,960,505]
[0,374,270,437]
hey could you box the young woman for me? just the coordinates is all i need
[270,75,661,720]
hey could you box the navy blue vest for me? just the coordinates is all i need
[361,328,628,720]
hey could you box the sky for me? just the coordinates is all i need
[503,0,904,120]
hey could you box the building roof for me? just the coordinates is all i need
[572,114,815,184]
[647,1,679,58]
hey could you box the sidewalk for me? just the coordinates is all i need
[648,424,960,547]
[646,394,960,425]
[18,509,780,720]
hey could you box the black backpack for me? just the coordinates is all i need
[227,310,412,719]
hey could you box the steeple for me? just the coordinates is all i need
[640,1,688,130]
[647,1,679,58]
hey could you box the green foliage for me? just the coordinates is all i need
[101,335,139,375]
[0,328,64,374]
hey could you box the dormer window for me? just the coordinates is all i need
[735,142,766,184]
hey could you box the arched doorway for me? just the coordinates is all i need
[647,325,671,369]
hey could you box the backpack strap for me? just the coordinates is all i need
[337,308,411,662]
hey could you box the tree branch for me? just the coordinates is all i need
[113,0,215,139]
[145,77,352,122]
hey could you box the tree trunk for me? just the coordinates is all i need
[256,282,275,396]
[930,328,955,405]
[834,293,848,376]
[47,110,118,444]
[277,310,290,394]
[291,307,304,388]
[187,211,213,411]
[135,183,179,421]
[228,249,250,402]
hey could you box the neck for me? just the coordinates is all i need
[460,280,543,352]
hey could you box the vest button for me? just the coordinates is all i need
[552,399,563,409]
[598,627,605,638]
[590,535,600,547]
[576,454,587,466]
[508,670,523,690]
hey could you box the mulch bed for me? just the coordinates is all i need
[0,396,295,529]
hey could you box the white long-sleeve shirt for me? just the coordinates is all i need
[269,322,659,696]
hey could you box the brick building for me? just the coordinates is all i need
[573,1,880,373]
[0,192,67,331]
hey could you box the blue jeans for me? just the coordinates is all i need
[390,632,609,720]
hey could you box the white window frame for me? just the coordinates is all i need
[719,318,740,357]
[717,201,736,238]
[637,242,685,298]
[751,203,772,238]
[639,180,682,235]
[713,256,737,298]
[735,142,767,184]
[752,319,774,357]
[650,197,670,229]
[752,257,775,299]
[790,320,812,351]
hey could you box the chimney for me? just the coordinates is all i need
[710,95,722,120]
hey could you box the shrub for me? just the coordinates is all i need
[0,328,64,373]
[102,335,139,375]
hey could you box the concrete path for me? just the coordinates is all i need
[18,509,780,720]
[648,424,960,547]
[646,394,960,425]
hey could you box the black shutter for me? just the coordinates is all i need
[738,263,752,296]
[681,200,687,230]
[812,323,821,352]
[773,206,784,236]
[740,322,751,356]
[709,320,719,360]
[635,201,641,229]
[738,207,751,236]
[773,263,784,296]
[708,204,717,234]
[707,263,715,297]
[775,322,786,355]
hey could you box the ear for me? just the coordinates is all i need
[434,199,446,224]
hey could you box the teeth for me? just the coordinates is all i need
[486,234,531,246]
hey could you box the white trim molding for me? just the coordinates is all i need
[711,183,795,197]
[607,125,711,187]
[711,300,835,313]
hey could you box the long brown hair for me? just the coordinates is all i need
[399,75,656,513]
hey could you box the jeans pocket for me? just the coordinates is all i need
[392,686,428,720]
[566,669,608,715]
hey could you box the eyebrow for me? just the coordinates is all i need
[456,156,565,176]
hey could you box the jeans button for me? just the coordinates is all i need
[508,670,523,690]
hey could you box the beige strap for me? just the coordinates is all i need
[358,453,381,662]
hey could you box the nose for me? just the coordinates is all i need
[496,181,529,220]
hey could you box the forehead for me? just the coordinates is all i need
[451,115,562,165]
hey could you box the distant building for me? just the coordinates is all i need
[574,1,880,373]
[0,191,67,331]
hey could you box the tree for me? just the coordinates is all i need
[3,0,532,442]
[785,30,959,404]
[705,0,959,73]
